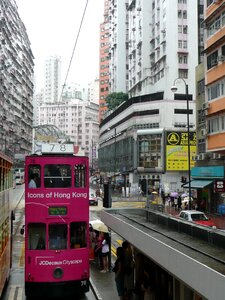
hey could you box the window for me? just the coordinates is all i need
[74,164,86,187]
[49,224,67,250]
[138,134,162,168]
[70,222,87,248]
[208,118,219,133]
[178,69,188,79]
[28,165,41,188]
[207,78,225,101]
[28,223,46,250]
[44,164,71,188]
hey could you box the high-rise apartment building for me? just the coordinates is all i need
[39,99,99,164]
[127,0,198,98]
[98,0,199,193]
[0,0,34,158]
[203,0,225,158]
[108,0,128,93]
[88,78,99,105]
[99,0,110,122]
[44,56,61,103]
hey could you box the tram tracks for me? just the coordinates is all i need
[117,211,225,271]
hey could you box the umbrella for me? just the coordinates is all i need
[181,193,188,198]
[170,192,178,197]
[183,196,193,202]
[89,220,109,233]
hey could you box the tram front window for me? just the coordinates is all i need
[49,224,67,250]
[28,223,46,250]
[44,164,72,188]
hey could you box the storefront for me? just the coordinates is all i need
[184,166,224,213]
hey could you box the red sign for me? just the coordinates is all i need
[215,180,225,192]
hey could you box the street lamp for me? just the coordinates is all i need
[114,128,116,181]
[171,78,191,210]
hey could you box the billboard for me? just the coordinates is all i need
[166,131,196,171]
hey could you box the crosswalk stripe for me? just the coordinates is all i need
[8,286,16,300]
[8,286,24,300]
[17,287,23,300]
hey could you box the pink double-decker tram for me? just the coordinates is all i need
[24,144,89,298]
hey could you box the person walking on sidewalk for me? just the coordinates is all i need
[100,232,110,273]
[113,246,125,300]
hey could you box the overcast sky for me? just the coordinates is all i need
[17,0,104,90]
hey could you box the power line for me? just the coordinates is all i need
[54,0,89,123]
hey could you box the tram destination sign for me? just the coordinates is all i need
[48,206,67,216]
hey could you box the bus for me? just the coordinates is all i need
[24,144,90,298]
[0,152,14,298]
[14,168,25,185]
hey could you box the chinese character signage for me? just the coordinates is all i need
[166,131,196,171]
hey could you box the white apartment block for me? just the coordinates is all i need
[105,0,198,130]
[108,0,129,93]
[128,0,198,99]
[99,0,200,191]
[88,78,99,105]
[39,99,99,163]
[44,56,62,103]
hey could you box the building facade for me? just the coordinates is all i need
[0,0,34,159]
[38,99,99,165]
[44,56,61,103]
[99,0,110,122]
[98,0,199,194]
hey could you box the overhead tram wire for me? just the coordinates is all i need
[53,0,89,125]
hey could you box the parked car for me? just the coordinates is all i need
[89,193,98,206]
[178,210,216,228]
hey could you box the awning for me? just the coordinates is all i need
[183,180,213,189]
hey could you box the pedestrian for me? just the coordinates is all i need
[177,195,182,210]
[141,265,156,300]
[94,231,104,270]
[122,241,134,299]
[113,246,125,300]
[100,232,110,273]
[28,173,39,188]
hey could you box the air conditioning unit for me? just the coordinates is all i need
[199,153,206,160]
[192,155,199,161]
[212,153,222,159]
[217,55,225,62]
[212,153,217,159]
[201,128,207,136]
[202,102,210,110]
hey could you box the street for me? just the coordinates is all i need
[2,186,143,300]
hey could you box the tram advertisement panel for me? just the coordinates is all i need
[166,131,196,171]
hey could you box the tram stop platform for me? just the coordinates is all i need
[90,260,141,300]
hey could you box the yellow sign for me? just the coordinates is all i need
[166,131,196,171]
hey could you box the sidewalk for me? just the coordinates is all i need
[90,262,119,300]
[90,260,142,300]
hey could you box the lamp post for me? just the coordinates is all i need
[114,128,116,182]
[171,78,191,210]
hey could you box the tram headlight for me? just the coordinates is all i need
[53,267,63,279]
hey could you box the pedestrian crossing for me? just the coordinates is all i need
[6,285,24,300]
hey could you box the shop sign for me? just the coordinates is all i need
[215,180,225,192]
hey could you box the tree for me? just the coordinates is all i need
[106,92,128,110]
